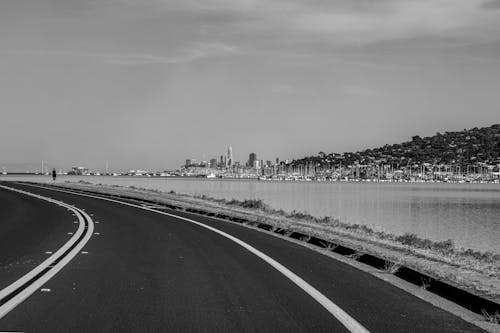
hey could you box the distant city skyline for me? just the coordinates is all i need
[1,0,500,170]
[2,122,499,176]
[1,121,499,173]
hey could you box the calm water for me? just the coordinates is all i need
[2,175,499,253]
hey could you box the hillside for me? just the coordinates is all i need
[293,124,500,169]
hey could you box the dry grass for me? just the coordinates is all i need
[421,277,432,290]
[481,309,500,324]
[347,252,363,260]
[318,240,338,251]
[192,191,499,274]
[300,235,312,243]
[383,261,401,274]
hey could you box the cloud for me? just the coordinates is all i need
[153,0,500,46]
[290,1,468,42]
[482,0,500,9]
[0,42,238,65]
[283,0,498,45]
[5,0,497,70]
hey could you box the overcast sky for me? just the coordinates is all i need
[1,0,500,171]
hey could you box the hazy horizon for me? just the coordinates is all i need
[1,0,500,171]
[1,122,498,173]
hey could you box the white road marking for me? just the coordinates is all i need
[40,288,51,292]
[27,184,370,333]
[81,251,88,254]
[0,185,94,320]
[44,252,52,255]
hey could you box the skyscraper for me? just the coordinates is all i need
[226,146,233,167]
[209,158,217,169]
[248,153,257,168]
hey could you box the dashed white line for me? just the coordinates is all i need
[25,184,370,333]
[0,185,94,320]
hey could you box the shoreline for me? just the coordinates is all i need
[2,173,500,184]
[49,180,499,306]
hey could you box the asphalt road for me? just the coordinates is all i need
[0,185,76,290]
[0,182,486,332]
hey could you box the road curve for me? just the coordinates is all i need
[0,185,77,290]
[0,184,94,320]
[0,182,486,332]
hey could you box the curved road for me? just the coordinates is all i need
[0,182,486,332]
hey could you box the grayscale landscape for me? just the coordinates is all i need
[1,1,499,332]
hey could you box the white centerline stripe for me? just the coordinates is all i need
[0,185,94,319]
[25,184,370,333]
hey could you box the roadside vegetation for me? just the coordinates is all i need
[194,193,499,273]
[482,309,500,324]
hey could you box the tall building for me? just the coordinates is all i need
[226,146,233,167]
[209,158,217,169]
[248,153,257,168]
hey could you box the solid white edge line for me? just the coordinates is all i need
[0,185,94,319]
[24,183,370,333]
